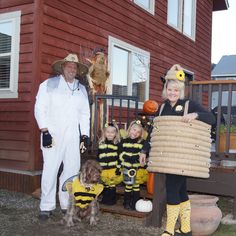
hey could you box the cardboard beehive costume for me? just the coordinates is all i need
[147,115,212,178]
[147,64,211,178]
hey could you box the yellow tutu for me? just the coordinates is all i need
[135,168,148,185]
[101,168,123,186]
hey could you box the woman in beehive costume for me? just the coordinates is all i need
[140,64,215,236]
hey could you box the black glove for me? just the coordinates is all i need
[115,168,121,176]
[80,135,89,153]
[42,131,53,148]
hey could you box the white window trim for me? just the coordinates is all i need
[108,36,150,108]
[167,0,183,32]
[0,11,21,99]
[167,0,196,41]
[183,0,196,40]
[134,0,155,15]
[184,68,194,79]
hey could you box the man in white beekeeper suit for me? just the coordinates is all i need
[34,53,90,220]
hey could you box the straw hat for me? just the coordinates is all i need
[165,64,185,82]
[52,53,88,76]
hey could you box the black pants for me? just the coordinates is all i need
[166,174,189,205]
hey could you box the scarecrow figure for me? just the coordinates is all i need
[87,48,110,141]
[87,48,110,94]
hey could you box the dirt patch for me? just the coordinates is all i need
[0,190,161,236]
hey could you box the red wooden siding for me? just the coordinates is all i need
[0,0,215,193]
[0,1,40,171]
[40,0,213,98]
[0,170,40,194]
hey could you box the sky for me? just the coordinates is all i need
[211,0,236,64]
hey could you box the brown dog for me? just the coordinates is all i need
[62,160,103,227]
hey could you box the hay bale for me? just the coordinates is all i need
[147,116,212,178]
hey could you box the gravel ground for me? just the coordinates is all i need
[0,189,161,236]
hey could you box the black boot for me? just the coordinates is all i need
[101,187,110,205]
[131,191,140,210]
[108,187,116,205]
[123,192,132,210]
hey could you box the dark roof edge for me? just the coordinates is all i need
[213,0,229,11]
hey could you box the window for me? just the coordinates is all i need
[0,11,21,98]
[134,0,155,15]
[167,0,196,40]
[108,36,150,103]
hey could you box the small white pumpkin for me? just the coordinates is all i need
[135,199,153,213]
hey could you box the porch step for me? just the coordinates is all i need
[116,185,153,199]
[100,200,151,218]
[99,185,153,218]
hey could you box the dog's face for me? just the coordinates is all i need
[80,160,102,185]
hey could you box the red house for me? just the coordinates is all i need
[0,0,228,193]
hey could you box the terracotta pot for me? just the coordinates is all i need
[190,194,222,236]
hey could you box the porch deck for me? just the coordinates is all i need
[90,80,236,227]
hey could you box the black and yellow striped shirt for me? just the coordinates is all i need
[70,178,103,208]
[119,137,144,169]
[97,139,119,169]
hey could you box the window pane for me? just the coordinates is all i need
[0,56,10,88]
[112,46,129,96]
[0,21,12,89]
[183,0,193,37]
[0,11,21,98]
[0,21,12,53]
[167,0,179,28]
[135,0,150,9]
[132,53,148,102]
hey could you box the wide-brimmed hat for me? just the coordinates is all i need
[165,64,185,82]
[52,53,88,76]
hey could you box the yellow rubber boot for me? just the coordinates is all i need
[176,200,191,234]
[161,204,180,236]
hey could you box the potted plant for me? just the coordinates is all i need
[219,124,236,152]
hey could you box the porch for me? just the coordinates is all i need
[90,80,236,227]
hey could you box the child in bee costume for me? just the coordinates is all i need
[97,122,122,205]
[117,120,148,210]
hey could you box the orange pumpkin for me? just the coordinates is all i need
[147,172,155,195]
[143,100,158,114]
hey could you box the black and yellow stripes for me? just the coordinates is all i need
[70,178,103,209]
[125,184,140,193]
[74,192,97,206]
[98,141,119,169]
[119,138,144,169]
[125,184,133,193]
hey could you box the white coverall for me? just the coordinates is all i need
[34,75,90,211]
